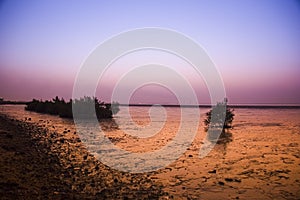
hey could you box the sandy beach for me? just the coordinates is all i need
[0,105,299,199]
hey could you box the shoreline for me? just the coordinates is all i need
[119,104,300,109]
[0,114,166,199]
[2,101,300,109]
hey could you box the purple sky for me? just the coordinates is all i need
[0,0,299,104]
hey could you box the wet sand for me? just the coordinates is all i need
[1,106,300,199]
[151,109,300,199]
[0,114,166,199]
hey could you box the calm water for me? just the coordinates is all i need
[1,105,299,199]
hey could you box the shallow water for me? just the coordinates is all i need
[1,105,299,199]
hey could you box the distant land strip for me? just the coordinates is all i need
[0,101,28,105]
[119,104,300,109]
[1,101,299,109]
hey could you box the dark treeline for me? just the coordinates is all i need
[25,96,120,119]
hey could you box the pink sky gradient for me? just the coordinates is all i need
[0,0,299,104]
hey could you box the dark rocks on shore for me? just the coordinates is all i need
[0,114,167,199]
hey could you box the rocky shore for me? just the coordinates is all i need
[0,114,166,199]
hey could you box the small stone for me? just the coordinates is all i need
[225,178,233,182]
[6,133,13,139]
[208,169,217,174]
[218,181,225,185]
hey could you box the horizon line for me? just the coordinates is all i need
[1,100,300,108]
[118,103,300,109]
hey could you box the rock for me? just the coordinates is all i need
[6,133,13,139]
[218,181,225,185]
[225,178,241,183]
[208,169,217,174]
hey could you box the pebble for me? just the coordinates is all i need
[218,181,225,186]
[208,169,217,174]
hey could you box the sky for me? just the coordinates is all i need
[0,0,299,104]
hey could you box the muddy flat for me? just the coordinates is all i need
[0,105,300,199]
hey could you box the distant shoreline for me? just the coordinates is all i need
[0,101,28,105]
[1,101,300,109]
[119,104,300,109]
